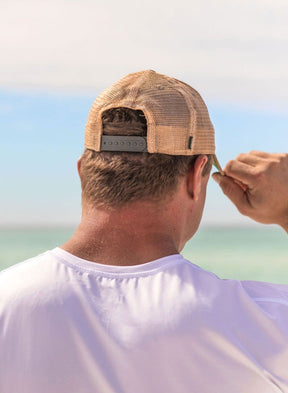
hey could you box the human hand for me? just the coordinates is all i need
[212,151,288,233]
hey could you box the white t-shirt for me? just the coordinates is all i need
[1,248,288,393]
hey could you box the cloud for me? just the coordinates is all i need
[1,0,288,111]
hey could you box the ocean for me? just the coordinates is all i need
[0,226,287,284]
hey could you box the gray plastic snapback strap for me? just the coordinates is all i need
[100,135,148,152]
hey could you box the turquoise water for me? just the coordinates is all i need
[0,226,287,284]
[184,226,288,284]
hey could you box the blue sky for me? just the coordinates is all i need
[1,0,288,227]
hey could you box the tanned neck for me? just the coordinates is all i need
[61,202,183,266]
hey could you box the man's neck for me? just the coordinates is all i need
[61,202,183,266]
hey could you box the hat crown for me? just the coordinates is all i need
[85,70,215,156]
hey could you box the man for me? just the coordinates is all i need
[0,70,287,393]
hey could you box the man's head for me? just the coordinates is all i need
[79,70,220,209]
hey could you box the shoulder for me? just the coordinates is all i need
[183,259,288,314]
[183,259,288,306]
[241,279,288,305]
[0,250,69,310]
[0,249,57,284]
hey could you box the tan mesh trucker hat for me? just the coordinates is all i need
[85,70,223,173]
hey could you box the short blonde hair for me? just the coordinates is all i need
[80,108,212,207]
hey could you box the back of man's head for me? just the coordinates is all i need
[79,70,220,208]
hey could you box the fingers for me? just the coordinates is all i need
[234,151,285,166]
[224,151,288,186]
[246,151,286,159]
[212,173,250,215]
[246,151,271,159]
[224,160,255,186]
[213,151,288,229]
[223,151,273,186]
[235,153,263,167]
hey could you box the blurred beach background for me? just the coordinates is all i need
[0,0,287,282]
[1,226,287,284]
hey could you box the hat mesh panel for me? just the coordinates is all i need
[85,70,215,155]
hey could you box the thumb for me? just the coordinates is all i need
[212,173,250,215]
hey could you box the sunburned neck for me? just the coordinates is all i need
[61,203,182,266]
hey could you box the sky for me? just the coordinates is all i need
[1,0,288,227]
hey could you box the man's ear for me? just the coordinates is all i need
[77,156,82,177]
[186,155,208,201]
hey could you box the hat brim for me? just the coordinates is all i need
[213,155,224,175]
